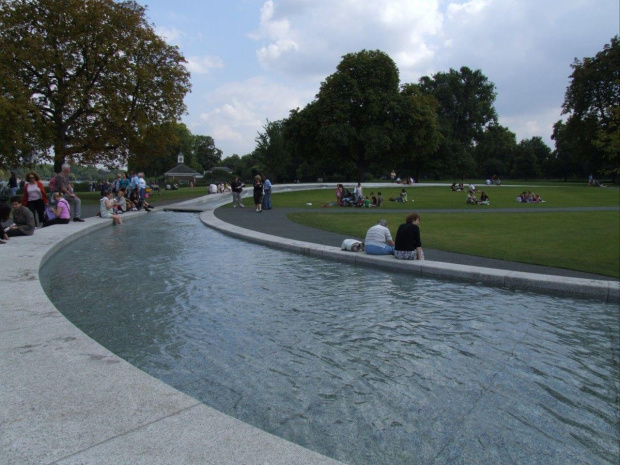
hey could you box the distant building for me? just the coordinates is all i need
[204,166,234,175]
[163,153,204,182]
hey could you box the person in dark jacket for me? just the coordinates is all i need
[394,213,424,260]
[231,176,244,208]
[5,196,35,239]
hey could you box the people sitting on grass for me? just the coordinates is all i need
[400,189,408,202]
[479,191,490,205]
[517,191,545,203]
[466,192,478,204]
[370,192,378,206]
[41,193,71,227]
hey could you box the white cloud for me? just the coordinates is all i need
[155,26,185,46]
[193,77,314,156]
[185,55,225,74]
[499,106,562,147]
[251,0,444,78]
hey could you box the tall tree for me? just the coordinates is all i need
[511,137,551,181]
[390,83,441,180]
[314,50,401,181]
[473,124,517,178]
[193,135,222,172]
[0,0,191,172]
[419,66,498,178]
[253,120,288,182]
[562,36,619,180]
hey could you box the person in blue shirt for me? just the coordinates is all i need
[262,175,272,210]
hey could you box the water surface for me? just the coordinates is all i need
[40,212,620,465]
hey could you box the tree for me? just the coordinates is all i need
[390,84,441,180]
[511,137,551,181]
[419,66,498,178]
[253,120,289,182]
[562,36,619,180]
[314,50,402,181]
[0,0,191,172]
[128,122,199,177]
[473,124,517,178]
[193,135,222,172]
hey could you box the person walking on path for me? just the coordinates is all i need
[365,219,395,255]
[262,175,272,210]
[231,176,244,207]
[54,164,84,222]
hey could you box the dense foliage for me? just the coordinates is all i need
[249,42,618,183]
[0,0,191,172]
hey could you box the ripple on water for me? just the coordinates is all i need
[40,212,620,465]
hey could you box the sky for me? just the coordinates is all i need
[142,0,619,159]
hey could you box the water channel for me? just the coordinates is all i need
[40,212,620,465]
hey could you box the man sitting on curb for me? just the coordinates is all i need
[364,218,395,255]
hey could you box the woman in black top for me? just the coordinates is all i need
[253,175,264,212]
[394,213,424,260]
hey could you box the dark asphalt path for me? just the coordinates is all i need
[215,206,619,282]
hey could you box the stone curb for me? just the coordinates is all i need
[199,207,619,304]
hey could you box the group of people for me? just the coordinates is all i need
[517,191,544,203]
[333,184,384,207]
[227,175,272,212]
[1,165,156,244]
[252,175,272,212]
[363,215,424,260]
[209,182,232,194]
[467,191,490,205]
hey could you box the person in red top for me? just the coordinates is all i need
[21,171,48,226]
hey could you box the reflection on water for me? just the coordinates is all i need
[40,212,620,465]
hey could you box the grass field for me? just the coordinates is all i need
[288,210,620,278]
[268,184,619,278]
[250,183,619,209]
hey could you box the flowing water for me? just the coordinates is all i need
[40,212,620,465]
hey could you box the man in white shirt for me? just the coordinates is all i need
[364,219,395,255]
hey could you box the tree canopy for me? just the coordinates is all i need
[418,66,498,179]
[0,0,191,172]
[561,36,619,178]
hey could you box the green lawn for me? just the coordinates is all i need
[276,185,619,277]
[288,211,620,278]
[251,184,619,210]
